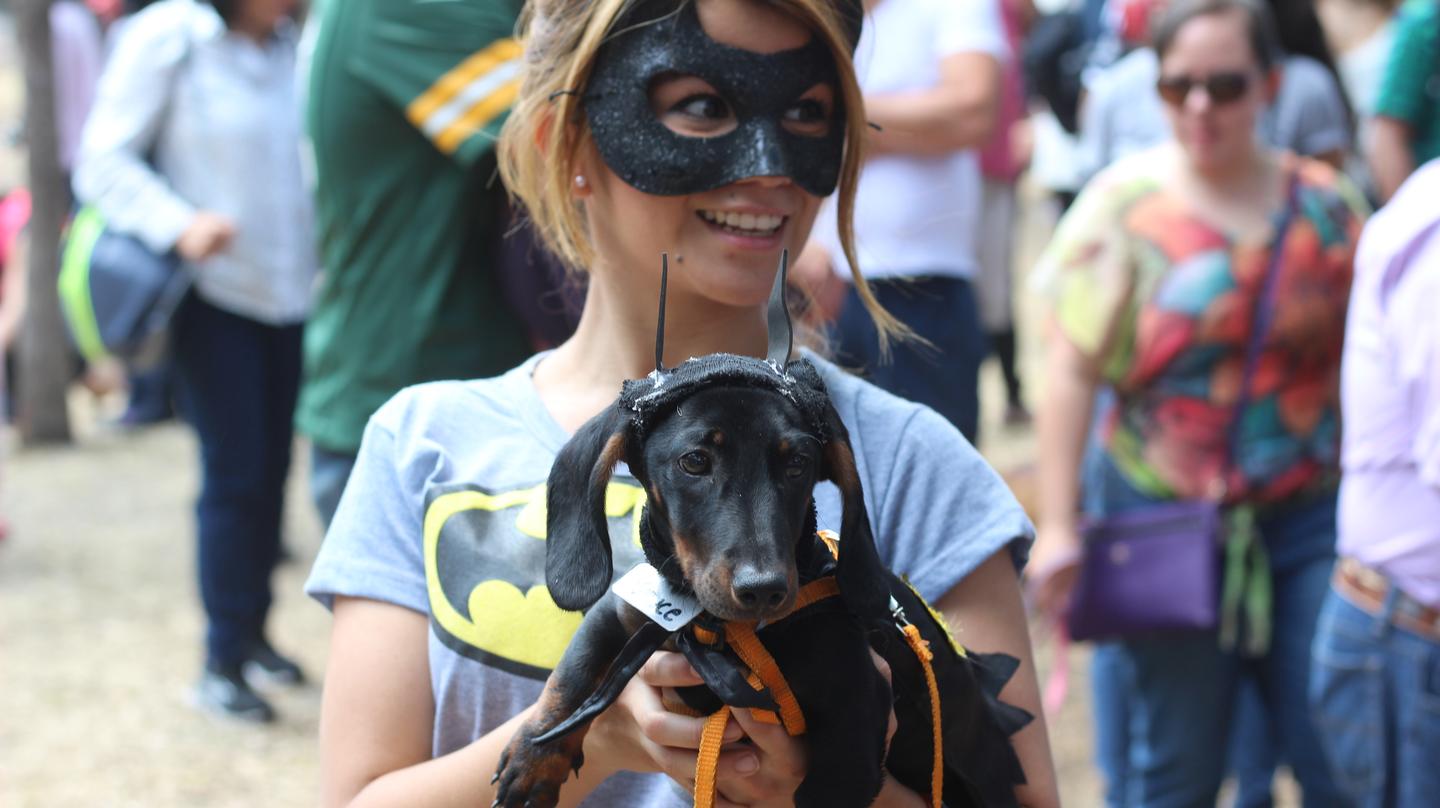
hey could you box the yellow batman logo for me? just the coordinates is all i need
[424,483,648,678]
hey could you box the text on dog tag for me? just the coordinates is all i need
[612,563,703,631]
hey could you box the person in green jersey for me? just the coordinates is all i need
[1369,0,1440,201]
[300,0,535,526]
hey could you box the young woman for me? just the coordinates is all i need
[74,0,315,722]
[1028,0,1366,803]
[305,0,1060,804]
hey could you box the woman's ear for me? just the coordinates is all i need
[545,405,632,611]
[570,146,601,200]
[537,109,591,198]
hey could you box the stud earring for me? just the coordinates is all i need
[574,175,588,189]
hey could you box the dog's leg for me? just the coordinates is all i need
[493,591,644,808]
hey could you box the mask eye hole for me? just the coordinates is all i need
[782,85,834,138]
[650,74,739,137]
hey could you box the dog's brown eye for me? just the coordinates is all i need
[678,451,711,475]
[785,454,811,478]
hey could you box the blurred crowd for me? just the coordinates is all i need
[0,0,1437,804]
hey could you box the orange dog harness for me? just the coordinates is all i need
[688,533,944,808]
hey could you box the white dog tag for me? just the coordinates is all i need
[613,563,703,631]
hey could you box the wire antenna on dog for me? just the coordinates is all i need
[655,253,669,374]
[765,249,793,368]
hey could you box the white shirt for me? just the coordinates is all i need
[50,0,103,173]
[74,0,315,325]
[817,0,1007,281]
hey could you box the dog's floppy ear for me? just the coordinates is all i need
[821,403,890,619]
[546,405,631,612]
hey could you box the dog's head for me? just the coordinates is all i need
[544,356,889,623]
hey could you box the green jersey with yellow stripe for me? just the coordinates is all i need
[298,0,532,455]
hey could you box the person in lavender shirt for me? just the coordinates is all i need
[1309,157,1440,808]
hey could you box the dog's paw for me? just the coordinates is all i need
[492,726,585,808]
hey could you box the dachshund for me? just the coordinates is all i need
[490,351,1031,808]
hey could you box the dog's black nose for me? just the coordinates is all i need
[731,570,789,611]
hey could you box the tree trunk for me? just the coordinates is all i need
[15,0,73,444]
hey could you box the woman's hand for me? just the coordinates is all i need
[176,211,236,262]
[588,651,810,807]
[586,652,732,779]
[1031,320,1103,633]
[1026,525,1084,626]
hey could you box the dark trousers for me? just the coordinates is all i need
[833,275,985,444]
[172,295,303,666]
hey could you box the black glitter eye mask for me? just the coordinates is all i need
[582,0,852,197]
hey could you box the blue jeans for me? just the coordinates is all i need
[1310,586,1440,807]
[1084,455,1346,807]
[173,296,303,667]
[309,444,357,531]
[832,275,985,444]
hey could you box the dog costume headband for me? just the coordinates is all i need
[583,0,860,196]
[618,250,836,442]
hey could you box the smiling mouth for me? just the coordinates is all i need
[697,209,787,238]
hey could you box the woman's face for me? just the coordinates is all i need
[1157,8,1273,174]
[237,0,297,35]
[577,0,837,311]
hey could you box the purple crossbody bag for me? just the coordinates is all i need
[1064,179,1297,642]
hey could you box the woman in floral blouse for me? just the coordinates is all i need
[1027,0,1367,803]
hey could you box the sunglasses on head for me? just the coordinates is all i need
[1156,71,1252,106]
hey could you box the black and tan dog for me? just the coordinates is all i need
[493,259,1030,807]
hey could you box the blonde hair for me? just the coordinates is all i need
[497,0,908,351]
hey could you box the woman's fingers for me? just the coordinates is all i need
[723,707,808,805]
[1030,561,1080,622]
[1025,528,1084,622]
[651,741,704,790]
[638,650,705,688]
[638,707,742,751]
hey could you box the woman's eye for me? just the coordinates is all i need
[782,97,831,136]
[678,451,712,475]
[784,98,828,124]
[673,94,731,121]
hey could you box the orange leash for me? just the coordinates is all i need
[724,622,807,735]
[901,623,944,808]
[693,707,733,808]
[692,581,833,807]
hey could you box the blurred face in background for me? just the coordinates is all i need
[1157,7,1276,175]
[234,0,297,35]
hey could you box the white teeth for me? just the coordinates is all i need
[698,210,784,234]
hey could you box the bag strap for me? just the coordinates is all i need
[1219,169,1301,496]
[1216,167,1299,658]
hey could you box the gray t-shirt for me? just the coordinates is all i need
[1078,48,1353,182]
[305,352,1033,806]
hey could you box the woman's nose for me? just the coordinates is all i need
[1184,86,1214,114]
